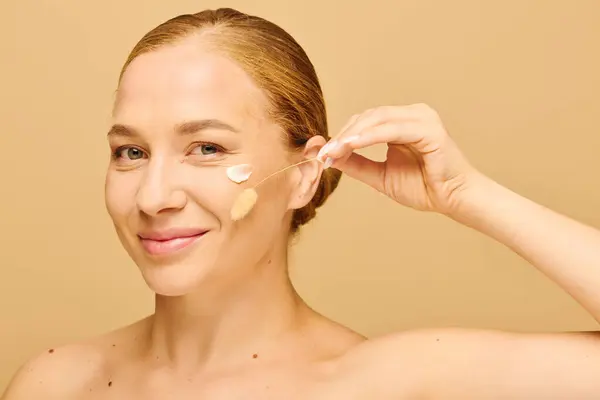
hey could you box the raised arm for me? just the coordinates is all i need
[453,172,600,323]
[320,103,600,323]
[319,104,600,398]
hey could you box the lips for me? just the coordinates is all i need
[138,228,207,256]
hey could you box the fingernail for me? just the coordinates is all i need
[317,140,338,160]
[323,157,333,169]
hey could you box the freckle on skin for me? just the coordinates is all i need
[108,381,113,387]
[48,349,54,353]
[252,354,258,359]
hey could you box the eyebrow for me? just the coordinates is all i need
[106,119,240,138]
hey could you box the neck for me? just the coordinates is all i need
[146,250,310,372]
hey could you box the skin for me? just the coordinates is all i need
[4,35,600,399]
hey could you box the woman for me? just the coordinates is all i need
[3,7,600,399]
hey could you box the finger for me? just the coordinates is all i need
[319,104,438,164]
[324,122,424,160]
[336,105,422,144]
[318,113,361,162]
[334,152,386,193]
[348,121,427,149]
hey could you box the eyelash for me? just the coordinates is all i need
[111,142,227,162]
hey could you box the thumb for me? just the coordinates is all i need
[332,152,385,193]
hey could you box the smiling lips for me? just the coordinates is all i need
[138,228,207,256]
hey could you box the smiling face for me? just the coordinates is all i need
[105,37,323,296]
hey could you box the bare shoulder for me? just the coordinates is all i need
[1,317,150,400]
[335,326,600,398]
[1,342,106,399]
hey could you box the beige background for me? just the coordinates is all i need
[1,0,599,389]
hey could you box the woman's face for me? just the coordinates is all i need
[105,38,323,296]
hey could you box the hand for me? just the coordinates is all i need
[318,103,484,216]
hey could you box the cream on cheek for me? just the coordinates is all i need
[226,164,253,183]
[221,133,292,220]
[180,150,278,222]
[178,164,241,222]
[228,156,324,221]
[211,152,287,222]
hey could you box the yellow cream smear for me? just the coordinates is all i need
[230,188,258,220]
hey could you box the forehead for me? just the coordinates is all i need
[114,38,270,130]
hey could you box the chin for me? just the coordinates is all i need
[122,238,221,297]
[114,228,219,297]
[115,226,272,298]
[138,262,211,297]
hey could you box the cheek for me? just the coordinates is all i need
[246,175,295,226]
[183,167,244,221]
[185,164,291,228]
[104,171,139,222]
[230,148,295,226]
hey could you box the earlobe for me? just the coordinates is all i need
[287,135,326,211]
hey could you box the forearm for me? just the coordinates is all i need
[451,173,600,323]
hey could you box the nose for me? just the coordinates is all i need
[136,159,186,216]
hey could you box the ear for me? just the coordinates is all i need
[287,135,326,212]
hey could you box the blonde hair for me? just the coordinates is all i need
[118,8,341,233]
